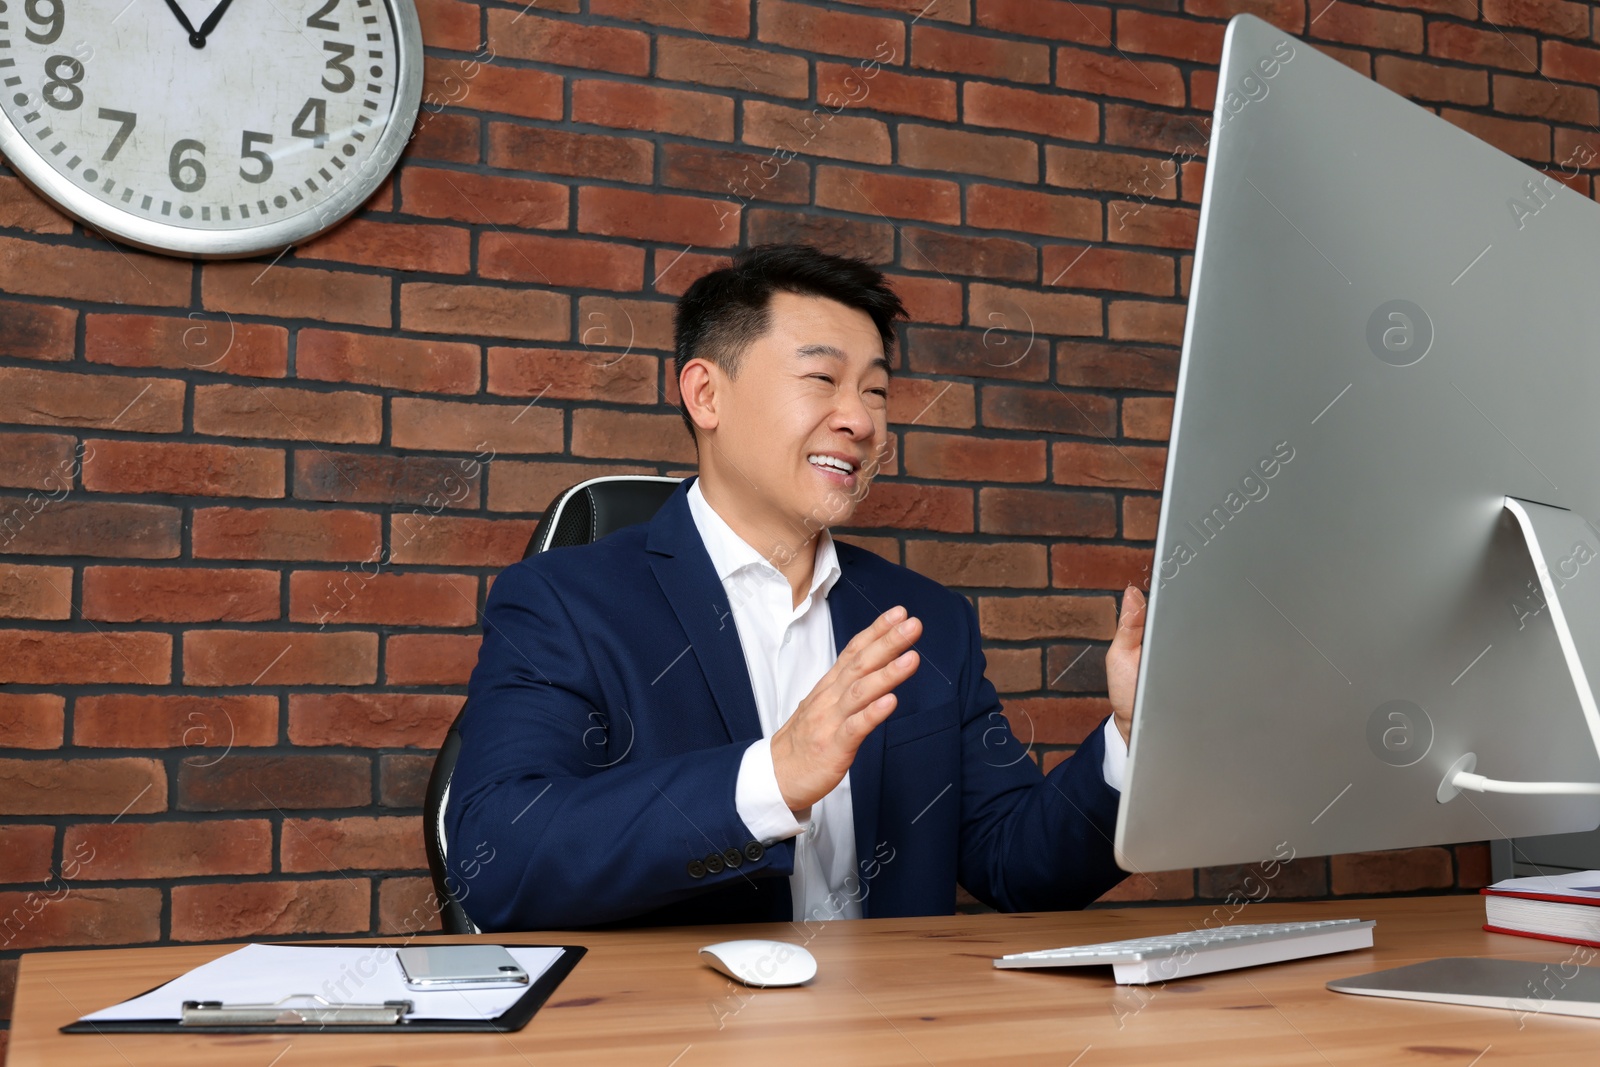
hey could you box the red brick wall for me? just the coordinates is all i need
[5,0,1588,1048]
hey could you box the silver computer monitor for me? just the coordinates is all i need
[1115,13,1600,875]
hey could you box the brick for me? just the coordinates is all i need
[405,110,480,163]
[979,487,1117,536]
[747,209,895,263]
[1005,695,1109,744]
[0,498,181,559]
[74,693,278,748]
[400,282,571,342]
[488,346,658,404]
[1331,846,1454,894]
[0,176,73,234]
[1124,495,1161,540]
[294,451,484,508]
[193,383,381,444]
[1374,55,1489,105]
[664,144,811,204]
[81,439,284,499]
[296,219,471,275]
[1428,22,1538,72]
[0,432,76,490]
[1494,73,1598,125]
[389,514,536,566]
[572,409,696,464]
[1054,441,1166,490]
[0,631,171,686]
[981,386,1116,436]
[1050,543,1153,591]
[1108,200,1200,249]
[1314,41,1373,77]
[486,460,656,512]
[886,376,976,428]
[399,167,569,227]
[976,0,1112,46]
[479,233,645,291]
[0,236,189,306]
[841,0,970,18]
[0,887,162,949]
[1116,10,1225,64]
[0,564,72,620]
[415,0,481,50]
[1180,161,1204,204]
[573,79,734,141]
[379,875,444,934]
[171,879,369,941]
[0,758,166,815]
[912,24,1049,83]
[1045,244,1175,296]
[288,693,465,749]
[289,571,477,627]
[653,250,733,299]
[1185,0,1305,29]
[177,755,371,811]
[980,593,1114,641]
[1095,867,1195,903]
[422,57,562,120]
[0,825,54,881]
[983,646,1041,692]
[758,0,905,59]
[380,754,436,808]
[65,820,273,880]
[297,329,478,394]
[963,83,1098,141]
[1440,108,1551,162]
[742,101,892,165]
[185,630,377,686]
[1056,45,1185,108]
[0,692,64,748]
[818,63,956,120]
[901,228,1035,282]
[202,262,390,327]
[0,367,183,433]
[1123,395,1173,439]
[85,313,288,378]
[832,532,899,560]
[657,35,807,99]
[884,272,962,327]
[1105,103,1210,156]
[191,507,381,562]
[576,296,676,353]
[487,10,650,73]
[488,124,655,183]
[970,283,1100,338]
[82,566,278,623]
[283,816,428,872]
[901,125,1037,182]
[1486,0,1589,37]
[816,166,961,225]
[1046,640,1107,692]
[1109,299,1186,344]
[0,298,75,361]
[1456,842,1492,888]
[591,0,749,36]
[390,397,562,455]
[905,540,1047,587]
[847,481,973,532]
[1046,146,1179,200]
[1198,856,1329,900]
[1544,40,1600,85]
[904,432,1045,482]
[906,325,1048,381]
[1311,3,1422,52]
[386,633,483,685]
[968,186,1099,241]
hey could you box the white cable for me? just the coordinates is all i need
[1452,771,1600,796]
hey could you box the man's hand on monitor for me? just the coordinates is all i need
[1106,585,1147,746]
[771,604,922,815]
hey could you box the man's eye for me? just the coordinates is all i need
[869,388,888,397]
[810,374,834,384]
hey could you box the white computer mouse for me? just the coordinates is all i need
[698,939,817,987]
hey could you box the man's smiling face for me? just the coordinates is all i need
[691,289,891,542]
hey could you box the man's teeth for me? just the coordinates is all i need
[808,455,853,473]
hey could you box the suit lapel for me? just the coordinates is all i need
[830,560,885,916]
[645,478,764,744]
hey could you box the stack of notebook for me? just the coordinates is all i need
[1483,871,1600,948]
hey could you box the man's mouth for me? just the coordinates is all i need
[807,453,859,483]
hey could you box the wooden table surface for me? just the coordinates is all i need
[10,895,1599,1066]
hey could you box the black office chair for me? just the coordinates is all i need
[422,474,684,933]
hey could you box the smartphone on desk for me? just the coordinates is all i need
[395,945,530,989]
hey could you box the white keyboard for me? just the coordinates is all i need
[995,918,1375,985]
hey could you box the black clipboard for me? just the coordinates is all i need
[60,942,587,1035]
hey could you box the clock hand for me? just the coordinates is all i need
[160,0,235,48]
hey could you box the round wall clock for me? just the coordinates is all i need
[0,0,421,258]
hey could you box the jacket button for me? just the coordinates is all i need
[687,859,706,879]
[705,853,725,875]
[723,847,743,869]
[743,841,765,863]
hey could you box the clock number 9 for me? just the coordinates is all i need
[42,54,84,111]
[169,139,206,193]
[24,0,64,45]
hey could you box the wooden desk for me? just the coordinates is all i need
[10,895,1597,1066]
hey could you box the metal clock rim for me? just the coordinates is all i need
[0,0,423,260]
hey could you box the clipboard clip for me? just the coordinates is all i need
[181,994,415,1026]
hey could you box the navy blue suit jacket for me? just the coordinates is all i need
[446,476,1127,930]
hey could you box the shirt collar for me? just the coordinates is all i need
[687,477,842,603]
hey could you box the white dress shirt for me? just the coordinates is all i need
[685,479,1129,923]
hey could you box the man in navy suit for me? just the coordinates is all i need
[446,244,1148,930]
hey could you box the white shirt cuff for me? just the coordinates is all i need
[735,736,806,845]
[1101,716,1128,792]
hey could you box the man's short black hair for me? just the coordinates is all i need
[672,243,907,443]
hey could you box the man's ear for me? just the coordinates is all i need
[680,358,721,436]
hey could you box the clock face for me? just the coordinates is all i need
[0,0,420,256]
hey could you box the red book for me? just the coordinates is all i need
[1482,872,1600,949]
